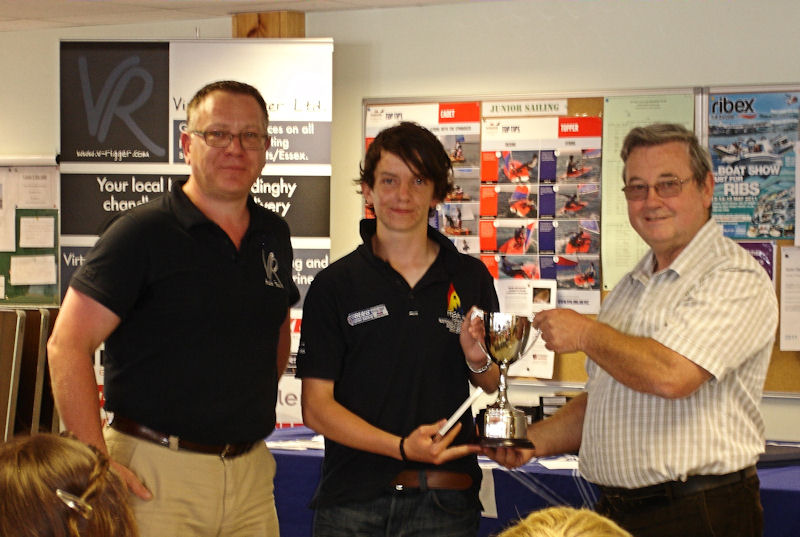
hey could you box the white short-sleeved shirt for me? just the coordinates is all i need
[580,219,778,488]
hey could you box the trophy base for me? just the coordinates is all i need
[477,406,532,449]
[479,437,534,449]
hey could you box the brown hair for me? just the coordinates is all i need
[0,434,137,537]
[358,121,454,202]
[620,123,711,187]
[495,506,631,537]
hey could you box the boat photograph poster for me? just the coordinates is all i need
[707,90,797,240]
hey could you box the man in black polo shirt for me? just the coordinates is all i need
[297,122,499,536]
[48,80,299,537]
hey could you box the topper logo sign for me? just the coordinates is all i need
[78,55,166,156]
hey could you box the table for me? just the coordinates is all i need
[268,427,800,537]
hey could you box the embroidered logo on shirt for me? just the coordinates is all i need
[347,304,389,326]
[262,251,284,288]
[438,283,465,334]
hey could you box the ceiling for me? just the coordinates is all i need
[0,0,469,32]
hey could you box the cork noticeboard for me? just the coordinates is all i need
[763,240,799,393]
[362,87,798,394]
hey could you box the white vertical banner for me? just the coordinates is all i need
[61,39,333,300]
[61,40,333,424]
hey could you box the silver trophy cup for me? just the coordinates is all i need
[475,312,539,448]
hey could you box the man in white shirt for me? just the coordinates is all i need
[487,123,778,537]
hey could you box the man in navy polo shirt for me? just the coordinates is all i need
[48,80,299,536]
[297,122,499,536]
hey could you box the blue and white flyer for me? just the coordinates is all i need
[708,90,798,240]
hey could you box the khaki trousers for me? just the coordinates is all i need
[105,426,280,537]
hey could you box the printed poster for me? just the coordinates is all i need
[600,92,696,290]
[479,100,603,314]
[708,90,798,240]
[363,101,483,251]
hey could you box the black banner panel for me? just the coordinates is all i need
[60,42,170,163]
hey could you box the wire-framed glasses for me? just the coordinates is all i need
[191,130,268,150]
[621,176,693,201]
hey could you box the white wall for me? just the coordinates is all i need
[0,17,231,156]
[1,0,798,440]
[306,0,800,260]
[304,0,800,441]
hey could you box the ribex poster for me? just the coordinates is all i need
[708,89,798,240]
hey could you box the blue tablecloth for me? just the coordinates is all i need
[268,427,800,537]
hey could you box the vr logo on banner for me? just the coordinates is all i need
[60,42,169,163]
[78,56,165,157]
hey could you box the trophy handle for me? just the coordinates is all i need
[470,309,493,361]
[521,314,542,357]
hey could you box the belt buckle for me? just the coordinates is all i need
[220,444,232,458]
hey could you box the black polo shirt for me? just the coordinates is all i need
[71,180,299,444]
[296,219,499,507]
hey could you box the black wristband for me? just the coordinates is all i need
[399,436,408,462]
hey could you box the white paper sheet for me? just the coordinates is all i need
[9,254,57,285]
[779,247,800,350]
[495,279,557,379]
[19,216,55,248]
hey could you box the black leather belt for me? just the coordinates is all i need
[599,466,757,503]
[110,415,257,458]
[391,470,473,491]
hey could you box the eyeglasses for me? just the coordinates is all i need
[191,130,268,150]
[621,176,693,201]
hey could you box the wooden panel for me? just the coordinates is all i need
[232,11,305,38]
[0,310,26,441]
[551,350,588,383]
[14,308,57,436]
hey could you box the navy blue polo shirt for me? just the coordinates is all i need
[71,180,299,444]
[296,219,499,507]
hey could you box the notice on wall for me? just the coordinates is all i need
[10,255,57,286]
[707,90,798,241]
[780,246,800,351]
[0,166,60,304]
[738,240,776,282]
[19,216,55,248]
[600,93,696,290]
[364,98,603,313]
[495,278,557,379]
[480,101,603,314]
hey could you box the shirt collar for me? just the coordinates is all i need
[630,218,718,282]
[170,179,264,232]
[357,218,461,278]
[358,218,458,256]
